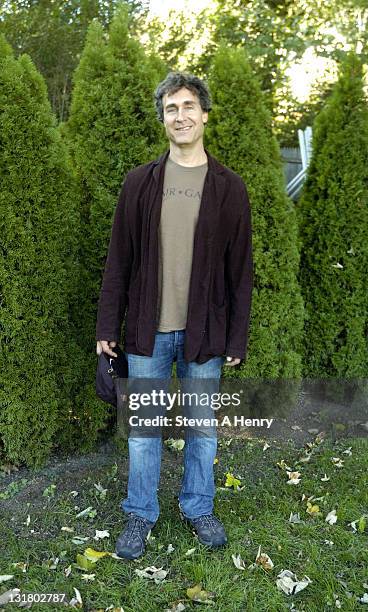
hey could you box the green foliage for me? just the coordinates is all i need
[0,0,149,121]
[297,53,368,377]
[206,45,304,379]
[61,5,166,449]
[0,33,13,59]
[0,49,80,467]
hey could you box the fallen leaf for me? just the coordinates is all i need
[342,447,352,456]
[167,544,175,554]
[276,569,312,595]
[135,566,168,584]
[185,548,196,557]
[0,575,13,583]
[68,586,83,608]
[94,483,107,499]
[289,512,303,524]
[263,442,270,451]
[72,536,89,545]
[84,547,110,562]
[76,506,95,518]
[76,553,95,571]
[325,509,338,525]
[186,583,215,604]
[64,565,72,577]
[277,460,292,471]
[12,563,27,573]
[165,603,186,612]
[255,545,274,570]
[81,573,96,581]
[61,526,74,533]
[224,472,241,490]
[232,553,246,571]
[165,438,185,451]
[286,471,301,485]
[321,474,330,482]
[0,589,20,606]
[306,501,320,516]
[360,593,368,604]
[45,556,59,569]
[94,530,110,540]
[331,457,344,468]
[213,457,219,464]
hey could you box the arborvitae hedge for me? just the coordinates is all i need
[62,6,166,444]
[0,37,80,467]
[205,45,304,380]
[298,53,368,377]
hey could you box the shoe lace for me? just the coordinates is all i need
[194,514,220,531]
[126,514,150,540]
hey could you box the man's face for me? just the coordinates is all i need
[162,87,208,147]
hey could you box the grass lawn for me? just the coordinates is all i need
[0,434,367,611]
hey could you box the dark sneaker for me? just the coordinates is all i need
[115,513,155,560]
[187,514,228,547]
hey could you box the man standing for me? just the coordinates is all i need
[96,72,253,559]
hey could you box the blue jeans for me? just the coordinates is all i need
[121,330,224,523]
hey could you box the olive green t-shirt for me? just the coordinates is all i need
[156,156,208,331]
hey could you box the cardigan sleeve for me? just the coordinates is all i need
[95,176,133,342]
[225,179,253,360]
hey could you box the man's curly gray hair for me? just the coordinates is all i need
[154,71,212,123]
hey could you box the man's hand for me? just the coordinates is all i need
[96,340,118,358]
[224,356,241,366]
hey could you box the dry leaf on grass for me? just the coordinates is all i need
[134,566,168,584]
[0,588,20,606]
[232,554,247,571]
[306,501,320,516]
[81,573,96,581]
[0,575,13,583]
[289,512,303,524]
[165,602,186,612]
[75,506,95,518]
[68,586,83,608]
[94,530,110,540]
[286,471,301,485]
[12,562,27,573]
[276,569,312,595]
[185,548,196,557]
[165,438,185,451]
[186,583,215,604]
[325,509,338,525]
[255,545,274,570]
[72,536,89,545]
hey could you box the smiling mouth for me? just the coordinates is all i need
[175,126,192,131]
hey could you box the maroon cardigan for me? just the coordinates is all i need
[96,149,253,364]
